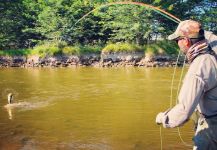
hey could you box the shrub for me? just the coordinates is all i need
[62,46,80,55]
[80,45,102,54]
[31,43,61,57]
[102,43,144,53]
[0,49,31,56]
[144,45,157,57]
[144,40,179,56]
[156,40,179,55]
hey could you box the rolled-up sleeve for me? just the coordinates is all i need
[161,75,205,128]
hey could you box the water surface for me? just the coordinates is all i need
[0,68,193,150]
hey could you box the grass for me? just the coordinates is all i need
[102,41,178,56]
[102,43,144,53]
[79,45,102,54]
[0,49,31,56]
[62,45,102,55]
[0,41,178,57]
[62,46,80,55]
[31,44,61,57]
[144,40,179,56]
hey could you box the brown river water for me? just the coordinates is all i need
[0,68,193,150]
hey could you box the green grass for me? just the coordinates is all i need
[102,43,144,53]
[31,43,61,57]
[62,45,102,55]
[0,41,178,57]
[102,41,178,56]
[62,46,80,55]
[144,40,179,56]
[79,45,102,54]
[0,49,31,56]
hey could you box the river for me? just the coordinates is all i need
[0,68,193,150]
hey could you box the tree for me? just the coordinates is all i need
[0,0,216,49]
[0,0,25,49]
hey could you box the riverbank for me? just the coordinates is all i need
[0,52,184,68]
[0,41,182,68]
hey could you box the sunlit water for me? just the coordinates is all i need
[0,68,193,150]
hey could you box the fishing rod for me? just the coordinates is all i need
[73,1,181,27]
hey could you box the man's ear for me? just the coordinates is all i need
[183,37,191,47]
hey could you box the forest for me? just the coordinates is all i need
[0,0,216,55]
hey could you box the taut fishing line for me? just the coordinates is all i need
[169,53,193,147]
[174,55,193,147]
[158,51,182,150]
[170,51,181,108]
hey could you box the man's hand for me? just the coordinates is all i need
[156,112,164,125]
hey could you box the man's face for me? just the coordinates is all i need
[176,38,191,54]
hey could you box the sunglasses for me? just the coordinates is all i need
[175,37,184,43]
[175,37,201,43]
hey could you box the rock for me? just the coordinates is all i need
[66,55,80,64]
[12,56,26,64]
[61,63,68,67]
[144,55,154,62]
[10,63,20,67]
[27,55,40,67]
[0,52,181,68]
[126,55,133,62]
[101,51,143,63]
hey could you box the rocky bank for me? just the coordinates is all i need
[0,52,184,68]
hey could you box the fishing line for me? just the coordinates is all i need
[170,51,181,108]
[169,54,193,147]
[159,51,181,150]
[158,50,180,150]
[175,55,193,147]
[159,126,163,150]
[175,55,186,104]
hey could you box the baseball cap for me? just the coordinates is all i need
[168,20,203,40]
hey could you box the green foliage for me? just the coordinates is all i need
[62,45,102,55]
[145,46,156,57]
[156,40,179,55]
[102,41,178,56]
[0,0,216,51]
[0,1,25,49]
[144,40,179,56]
[80,45,102,54]
[35,1,67,41]
[0,41,178,57]
[31,43,61,57]
[62,46,80,55]
[190,0,217,34]
[95,4,155,44]
[0,49,31,56]
[31,43,102,57]
[102,43,144,53]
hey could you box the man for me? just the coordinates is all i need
[156,20,217,150]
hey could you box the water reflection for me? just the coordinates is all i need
[6,106,13,120]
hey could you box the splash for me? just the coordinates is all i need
[2,88,19,99]
[4,100,51,120]
[74,1,181,26]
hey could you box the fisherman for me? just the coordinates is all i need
[156,20,217,150]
